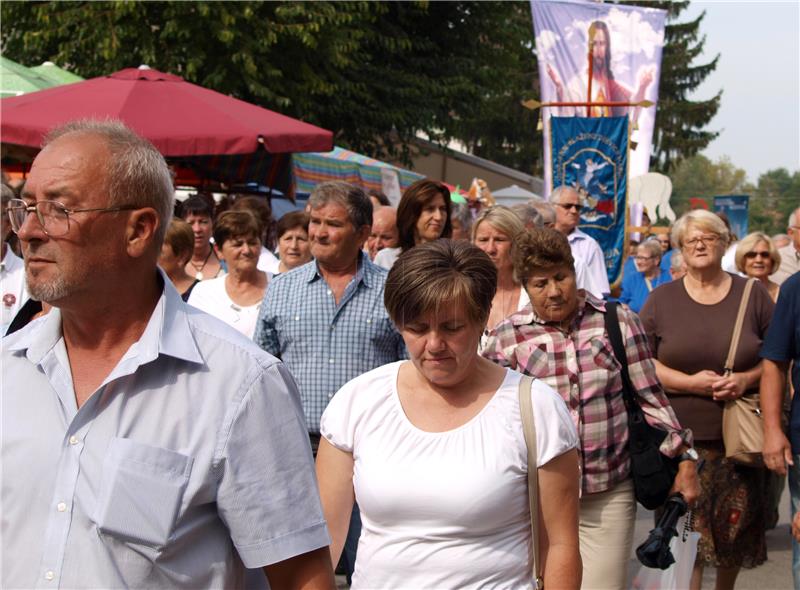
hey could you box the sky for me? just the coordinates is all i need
[684,0,800,183]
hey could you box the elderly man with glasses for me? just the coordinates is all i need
[1,120,335,590]
[549,185,610,297]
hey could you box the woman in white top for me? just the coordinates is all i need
[317,240,581,590]
[472,206,530,352]
[373,179,452,270]
[187,210,268,338]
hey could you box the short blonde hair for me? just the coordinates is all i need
[471,205,525,242]
[671,209,730,250]
[735,232,782,275]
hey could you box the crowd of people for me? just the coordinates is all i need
[1,119,799,590]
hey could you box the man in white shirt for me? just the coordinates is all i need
[550,186,610,296]
[2,119,334,589]
[1,184,27,335]
[774,207,800,285]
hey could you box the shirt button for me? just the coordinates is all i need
[45,571,55,581]
[294,315,300,321]
[327,289,332,296]
[366,318,371,324]
[57,502,67,512]
[329,358,334,364]
[68,435,79,445]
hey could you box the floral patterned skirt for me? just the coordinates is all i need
[692,441,767,569]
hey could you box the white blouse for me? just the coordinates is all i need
[186,276,262,338]
[321,361,578,589]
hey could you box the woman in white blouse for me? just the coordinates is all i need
[316,240,581,589]
[187,210,268,338]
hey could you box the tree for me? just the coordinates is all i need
[669,154,747,216]
[628,1,722,173]
[748,168,800,235]
[0,1,538,168]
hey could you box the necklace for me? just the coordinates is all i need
[189,248,214,281]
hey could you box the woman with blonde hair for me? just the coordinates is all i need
[736,231,782,302]
[640,209,774,590]
[471,206,529,349]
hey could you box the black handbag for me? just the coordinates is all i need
[604,302,679,510]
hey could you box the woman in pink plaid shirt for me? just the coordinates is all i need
[483,228,699,590]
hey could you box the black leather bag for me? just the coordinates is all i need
[604,302,679,510]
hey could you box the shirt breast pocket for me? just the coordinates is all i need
[94,437,193,550]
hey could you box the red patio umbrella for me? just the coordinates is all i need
[1,66,332,155]
[1,66,333,194]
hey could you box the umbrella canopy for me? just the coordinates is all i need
[1,65,333,156]
[29,61,84,86]
[293,146,424,195]
[0,57,53,98]
[491,184,540,199]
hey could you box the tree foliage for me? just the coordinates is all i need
[670,155,799,235]
[0,0,538,168]
[1,0,718,177]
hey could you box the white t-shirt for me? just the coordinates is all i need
[321,361,578,590]
[187,275,263,338]
[257,247,281,274]
[373,246,401,270]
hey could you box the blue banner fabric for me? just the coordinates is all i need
[713,195,750,241]
[551,115,629,284]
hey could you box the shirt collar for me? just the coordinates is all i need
[307,251,373,288]
[8,268,204,368]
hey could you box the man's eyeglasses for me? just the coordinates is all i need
[744,251,771,260]
[634,255,655,261]
[683,234,720,250]
[6,198,138,237]
[555,203,582,212]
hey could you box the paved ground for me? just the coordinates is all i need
[336,484,794,589]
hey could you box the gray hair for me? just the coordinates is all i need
[308,181,372,230]
[638,238,662,261]
[43,119,174,246]
[530,199,556,226]
[1,183,14,205]
[789,207,800,230]
[450,202,473,234]
[549,185,579,204]
[670,250,685,272]
[510,203,544,228]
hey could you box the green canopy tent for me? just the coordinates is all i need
[0,57,52,98]
[30,61,84,86]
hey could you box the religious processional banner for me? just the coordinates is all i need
[714,195,750,241]
[531,0,666,196]
[551,115,628,284]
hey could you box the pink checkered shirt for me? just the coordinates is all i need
[483,292,691,494]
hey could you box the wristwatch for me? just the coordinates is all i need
[678,448,699,462]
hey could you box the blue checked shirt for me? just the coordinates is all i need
[254,252,407,433]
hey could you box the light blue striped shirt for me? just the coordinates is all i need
[1,275,329,589]
[254,253,407,433]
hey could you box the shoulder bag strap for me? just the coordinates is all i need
[603,302,637,411]
[724,278,755,376]
[518,374,544,590]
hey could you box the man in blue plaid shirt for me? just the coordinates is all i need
[254,181,406,581]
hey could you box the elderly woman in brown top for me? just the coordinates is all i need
[640,209,774,590]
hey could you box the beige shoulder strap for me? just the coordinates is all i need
[518,374,544,589]
[724,278,756,375]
